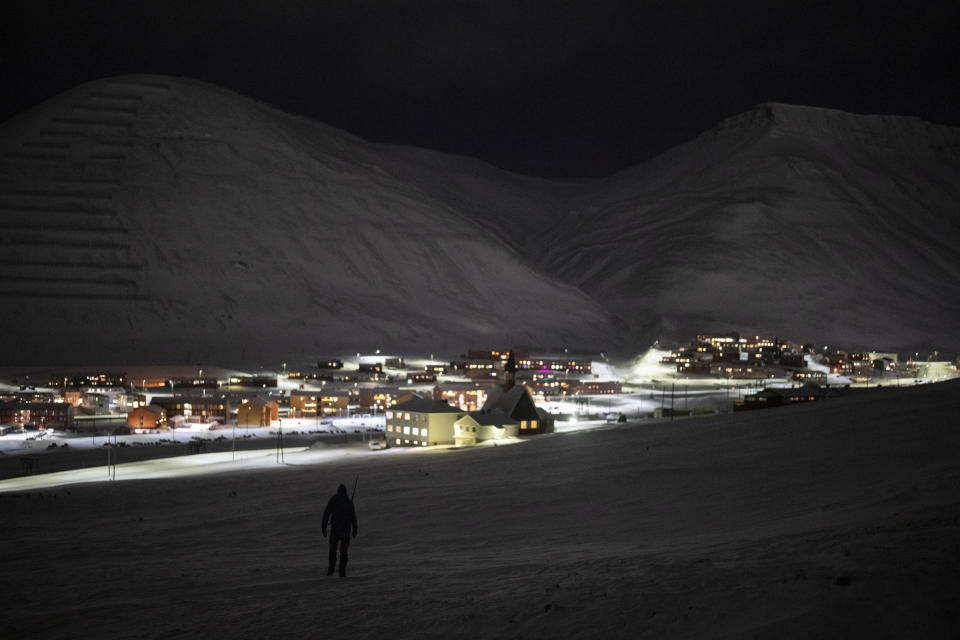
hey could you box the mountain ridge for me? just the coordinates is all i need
[2,75,958,364]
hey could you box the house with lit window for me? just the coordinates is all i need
[735,383,830,411]
[357,388,415,414]
[480,385,554,435]
[568,380,622,395]
[237,397,279,426]
[290,389,350,417]
[515,352,592,375]
[453,409,519,446]
[710,362,771,379]
[0,401,74,430]
[127,405,167,430]
[156,396,229,424]
[433,382,493,411]
[319,391,350,416]
[290,390,319,416]
[385,397,464,447]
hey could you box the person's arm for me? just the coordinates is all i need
[322,498,332,537]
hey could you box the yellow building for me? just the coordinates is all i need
[385,397,464,447]
[453,409,519,446]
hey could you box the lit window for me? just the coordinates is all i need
[395,438,400,445]
[421,442,427,447]
[403,426,410,435]
[387,425,393,432]
[420,428,428,436]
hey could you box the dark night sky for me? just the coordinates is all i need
[2,1,958,177]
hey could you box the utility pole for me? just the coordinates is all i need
[276,417,284,464]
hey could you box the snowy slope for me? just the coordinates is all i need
[314,103,960,354]
[2,380,959,638]
[0,76,617,366]
[2,78,958,365]
[541,103,960,352]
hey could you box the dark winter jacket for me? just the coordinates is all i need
[322,484,358,537]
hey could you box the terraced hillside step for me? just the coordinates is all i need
[0,205,118,216]
[0,259,142,271]
[0,290,149,301]
[38,130,85,139]
[51,178,121,187]
[105,79,171,90]
[0,189,113,199]
[0,242,138,264]
[52,118,131,129]
[88,91,143,101]
[0,275,139,287]
[93,141,134,150]
[2,152,67,161]
[71,105,138,115]
[2,222,129,234]
[0,238,130,250]
[23,141,71,149]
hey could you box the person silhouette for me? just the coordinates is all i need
[322,483,358,577]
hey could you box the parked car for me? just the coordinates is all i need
[368,439,387,451]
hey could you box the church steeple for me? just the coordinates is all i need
[504,348,517,390]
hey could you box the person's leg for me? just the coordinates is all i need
[328,535,339,575]
[338,536,350,577]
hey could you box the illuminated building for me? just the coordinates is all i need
[0,401,75,429]
[48,372,127,388]
[481,385,554,435]
[227,375,278,388]
[432,383,492,411]
[357,388,415,413]
[290,390,350,417]
[453,409,518,446]
[405,372,436,384]
[385,397,463,447]
[710,362,771,379]
[157,396,229,423]
[127,405,167,430]
[567,380,622,395]
[237,398,280,426]
[515,356,591,374]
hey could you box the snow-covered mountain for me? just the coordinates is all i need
[0,76,618,365]
[2,76,958,365]
[544,103,960,352]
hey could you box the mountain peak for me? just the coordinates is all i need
[706,102,960,157]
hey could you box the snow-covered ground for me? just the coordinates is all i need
[2,379,958,638]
